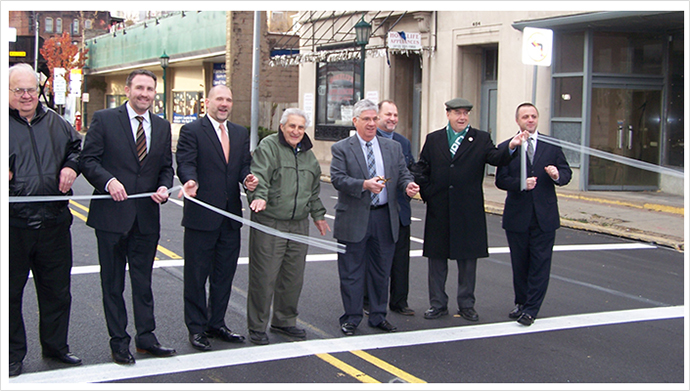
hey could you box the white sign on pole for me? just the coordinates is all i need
[53,67,67,105]
[521,27,553,67]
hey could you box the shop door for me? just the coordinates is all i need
[588,87,661,190]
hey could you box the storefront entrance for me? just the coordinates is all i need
[588,87,662,190]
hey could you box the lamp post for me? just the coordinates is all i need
[354,16,371,101]
[159,51,169,119]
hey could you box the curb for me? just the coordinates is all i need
[483,202,684,253]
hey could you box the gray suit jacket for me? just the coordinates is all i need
[330,135,414,243]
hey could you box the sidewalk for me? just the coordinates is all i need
[481,176,685,252]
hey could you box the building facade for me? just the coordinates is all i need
[287,10,684,194]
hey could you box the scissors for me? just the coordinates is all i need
[375,176,390,184]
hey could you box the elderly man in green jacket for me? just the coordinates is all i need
[246,108,330,345]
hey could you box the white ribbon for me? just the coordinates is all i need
[8,185,345,254]
[182,191,345,254]
[538,135,684,179]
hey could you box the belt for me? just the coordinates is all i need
[370,203,387,210]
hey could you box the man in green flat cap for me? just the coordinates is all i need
[413,98,527,322]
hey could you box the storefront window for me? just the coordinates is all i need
[151,93,165,118]
[554,31,584,73]
[172,91,202,124]
[593,32,663,75]
[665,34,684,168]
[552,77,583,118]
[106,94,127,109]
[314,60,361,141]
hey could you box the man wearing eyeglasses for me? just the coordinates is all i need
[330,99,419,336]
[8,63,83,377]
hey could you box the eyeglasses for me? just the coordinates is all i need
[10,87,38,97]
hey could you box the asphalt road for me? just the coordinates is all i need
[8,172,685,387]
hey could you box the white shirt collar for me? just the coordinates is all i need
[126,103,150,123]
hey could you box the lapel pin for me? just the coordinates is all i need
[468,137,473,142]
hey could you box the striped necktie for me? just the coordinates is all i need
[527,137,534,164]
[366,141,379,206]
[135,116,147,163]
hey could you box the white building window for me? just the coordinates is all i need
[56,18,62,33]
[84,19,92,29]
[73,19,79,34]
[45,17,53,33]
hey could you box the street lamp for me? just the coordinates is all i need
[159,51,169,119]
[354,16,371,101]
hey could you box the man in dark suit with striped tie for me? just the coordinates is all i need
[495,102,572,326]
[81,69,176,364]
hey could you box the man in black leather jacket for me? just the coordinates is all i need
[8,63,83,377]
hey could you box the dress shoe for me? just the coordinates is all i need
[205,326,245,343]
[517,313,535,326]
[270,325,307,339]
[249,330,269,345]
[136,343,176,357]
[424,306,449,319]
[43,352,82,365]
[458,307,479,322]
[509,304,524,319]
[9,361,22,377]
[373,320,397,332]
[112,348,135,364]
[340,322,357,336]
[391,306,415,316]
[189,333,212,351]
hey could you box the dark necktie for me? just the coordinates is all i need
[135,116,147,163]
[366,141,379,206]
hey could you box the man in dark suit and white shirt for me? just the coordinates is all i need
[80,69,176,364]
[330,99,419,336]
[495,102,572,326]
[176,85,258,351]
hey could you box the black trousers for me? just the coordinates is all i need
[389,223,411,310]
[506,216,556,319]
[9,219,73,363]
[96,218,160,351]
[183,218,241,335]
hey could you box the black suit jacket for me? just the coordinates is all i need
[495,133,572,233]
[416,126,513,260]
[80,103,174,235]
[176,115,252,231]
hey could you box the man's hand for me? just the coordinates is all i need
[178,180,198,198]
[9,170,13,181]
[314,219,331,236]
[525,176,537,191]
[363,177,385,194]
[151,186,169,204]
[249,199,266,213]
[406,181,420,198]
[58,167,78,193]
[244,174,259,192]
[107,179,128,201]
[509,130,530,149]
[544,165,560,181]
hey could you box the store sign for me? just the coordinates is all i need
[212,63,226,86]
[522,27,553,67]
[10,51,26,57]
[53,68,67,105]
[387,31,422,50]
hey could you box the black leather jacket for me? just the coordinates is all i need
[9,103,82,229]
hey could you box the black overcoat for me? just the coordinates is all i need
[416,126,513,260]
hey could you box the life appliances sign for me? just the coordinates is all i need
[387,32,422,50]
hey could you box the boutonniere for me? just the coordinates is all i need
[468,137,473,142]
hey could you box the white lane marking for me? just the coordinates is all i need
[11,306,683,384]
[68,243,655,276]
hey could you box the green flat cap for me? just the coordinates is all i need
[445,98,473,110]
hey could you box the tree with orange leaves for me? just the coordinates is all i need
[39,32,89,99]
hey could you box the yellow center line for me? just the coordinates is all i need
[69,200,182,259]
[316,353,380,383]
[350,350,426,383]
